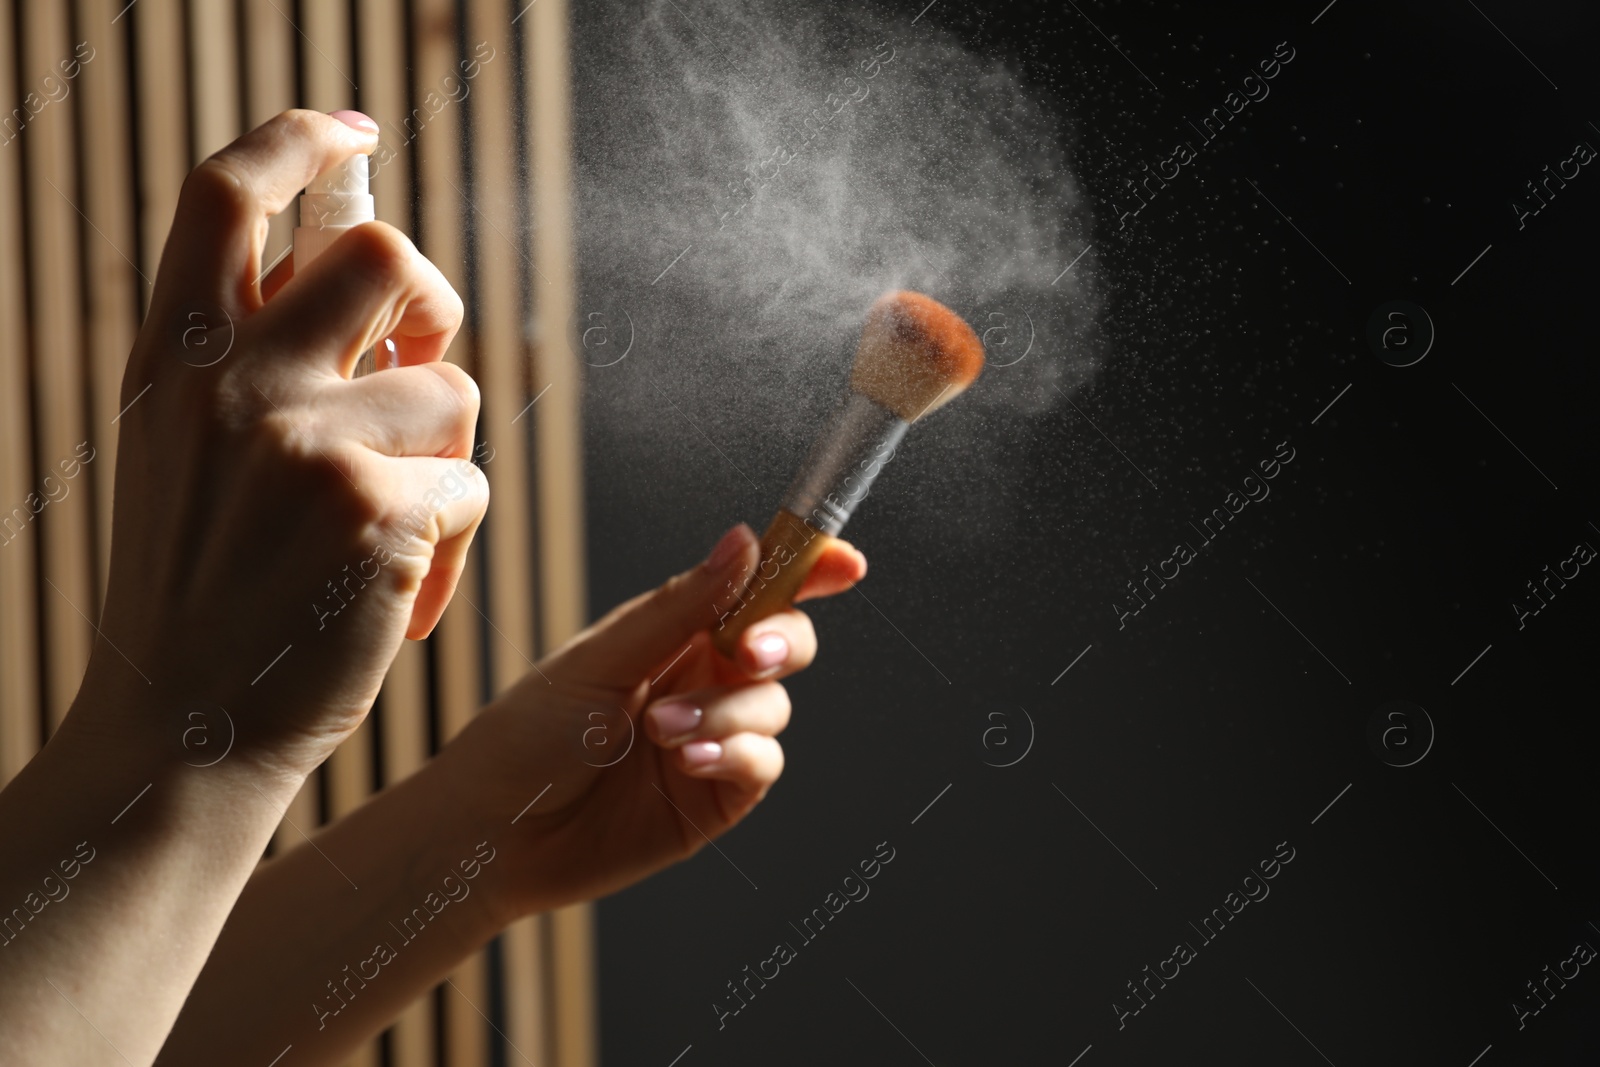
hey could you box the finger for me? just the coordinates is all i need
[794,539,867,602]
[362,455,489,640]
[645,682,791,748]
[732,609,816,681]
[155,109,378,314]
[259,246,402,369]
[249,221,463,375]
[407,517,484,640]
[316,361,479,459]
[259,243,400,367]
[676,732,785,796]
[261,244,396,370]
[549,524,759,686]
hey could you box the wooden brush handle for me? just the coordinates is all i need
[711,509,835,658]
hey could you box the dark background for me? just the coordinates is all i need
[583,1,1600,1063]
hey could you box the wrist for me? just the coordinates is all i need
[61,663,311,815]
[426,710,561,928]
[356,739,524,945]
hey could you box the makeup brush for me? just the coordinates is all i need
[712,290,984,657]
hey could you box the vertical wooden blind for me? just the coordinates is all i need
[0,2,595,1065]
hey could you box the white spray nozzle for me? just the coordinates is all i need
[298,153,375,232]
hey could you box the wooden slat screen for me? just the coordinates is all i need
[0,1,594,1065]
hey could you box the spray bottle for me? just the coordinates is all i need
[292,151,392,376]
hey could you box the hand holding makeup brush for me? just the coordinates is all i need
[432,291,982,921]
[437,521,867,922]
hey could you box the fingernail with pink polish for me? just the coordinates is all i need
[748,632,788,671]
[649,701,702,742]
[682,740,723,769]
[329,109,379,134]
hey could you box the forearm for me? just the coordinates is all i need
[0,679,308,1066]
[155,737,510,1067]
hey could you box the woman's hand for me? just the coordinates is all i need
[447,523,866,921]
[86,109,486,778]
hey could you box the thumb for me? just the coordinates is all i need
[550,524,758,686]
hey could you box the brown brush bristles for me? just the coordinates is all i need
[850,290,985,422]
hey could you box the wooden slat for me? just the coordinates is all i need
[20,0,95,729]
[240,0,297,274]
[550,904,598,1066]
[186,0,239,158]
[326,733,372,819]
[529,0,586,648]
[133,0,187,295]
[75,0,142,613]
[470,0,537,688]
[380,643,430,777]
[330,737,383,1067]
[358,2,435,1063]
[357,0,413,237]
[301,0,354,113]
[525,1,598,1062]
[0,0,41,784]
[241,0,296,125]
[413,1,492,1061]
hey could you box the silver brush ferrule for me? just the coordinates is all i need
[780,392,908,536]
